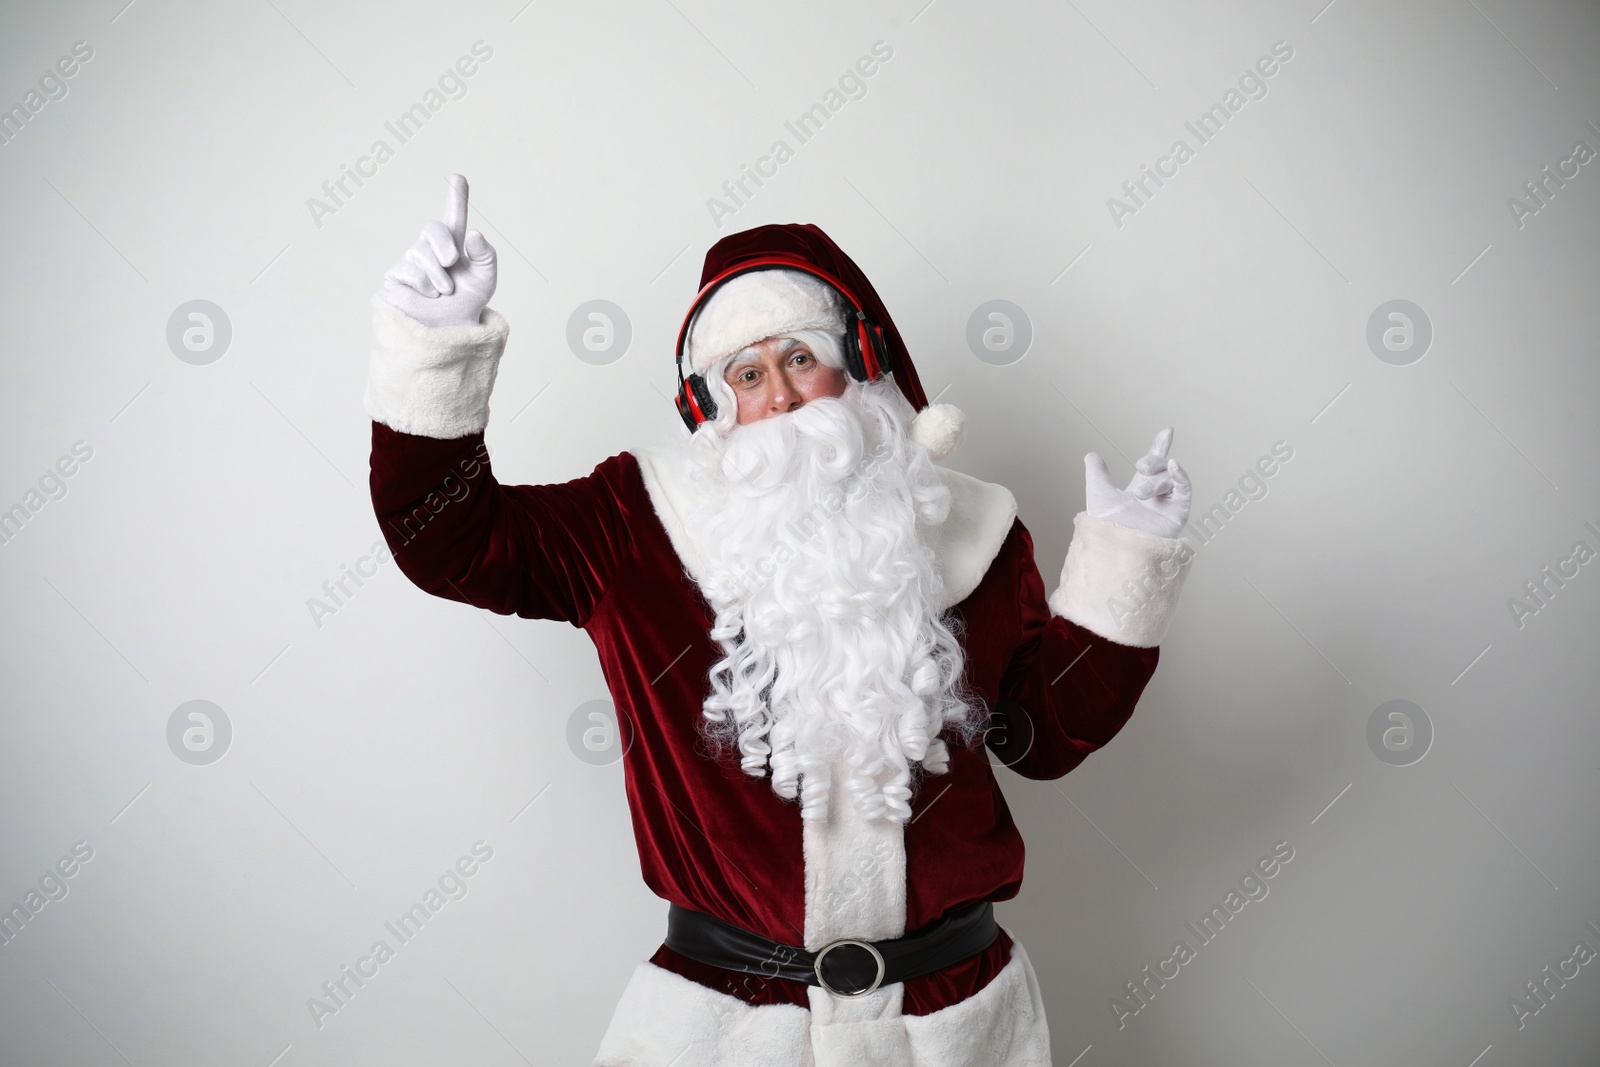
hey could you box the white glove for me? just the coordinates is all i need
[1084,427,1191,540]
[381,173,498,328]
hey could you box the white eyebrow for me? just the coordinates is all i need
[729,337,806,364]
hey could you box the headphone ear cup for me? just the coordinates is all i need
[862,323,887,380]
[842,320,869,382]
[687,373,718,424]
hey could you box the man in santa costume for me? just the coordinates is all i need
[366,174,1194,1065]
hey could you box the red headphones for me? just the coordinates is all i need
[674,254,890,432]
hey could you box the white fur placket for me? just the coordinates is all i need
[800,745,912,1060]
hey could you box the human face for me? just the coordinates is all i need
[723,335,850,424]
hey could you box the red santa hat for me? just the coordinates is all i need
[684,224,967,460]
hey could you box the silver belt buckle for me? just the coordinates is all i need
[812,937,887,998]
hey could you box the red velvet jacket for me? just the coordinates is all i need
[367,421,1161,1016]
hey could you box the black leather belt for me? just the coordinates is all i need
[664,899,998,998]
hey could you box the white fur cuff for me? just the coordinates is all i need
[363,294,510,439]
[1047,512,1194,647]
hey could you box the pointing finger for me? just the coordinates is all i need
[1152,422,1177,460]
[443,173,469,248]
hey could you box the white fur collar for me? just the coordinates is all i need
[631,444,1018,612]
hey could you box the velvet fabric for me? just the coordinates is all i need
[368,422,1161,1015]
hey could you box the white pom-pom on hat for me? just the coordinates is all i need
[910,403,966,460]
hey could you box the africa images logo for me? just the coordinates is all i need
[1106,40,1295,229]
[1109,841,1295,1029]
[706,40,894,226]
[306,841,494,1029]
[305,42,494,229]
[0,40,94,149]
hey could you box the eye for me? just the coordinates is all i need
[790,350,813,367]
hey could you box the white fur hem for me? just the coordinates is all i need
[590,931,1051,1066]
[1047,512,1193,647]
[362,294,510,439]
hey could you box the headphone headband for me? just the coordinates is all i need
[673,255,888,431]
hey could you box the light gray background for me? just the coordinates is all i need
[2,1,1597,1064]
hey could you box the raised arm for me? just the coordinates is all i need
[987,431,1195,779]
[365,174,632,627]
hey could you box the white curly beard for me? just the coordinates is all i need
[678,375,982,824]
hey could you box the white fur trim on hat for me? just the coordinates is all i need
[685,268,849,375]
[910,403,966,460]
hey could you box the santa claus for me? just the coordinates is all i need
[366,174,1194,1066]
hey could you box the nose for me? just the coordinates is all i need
[769,368,803,413]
